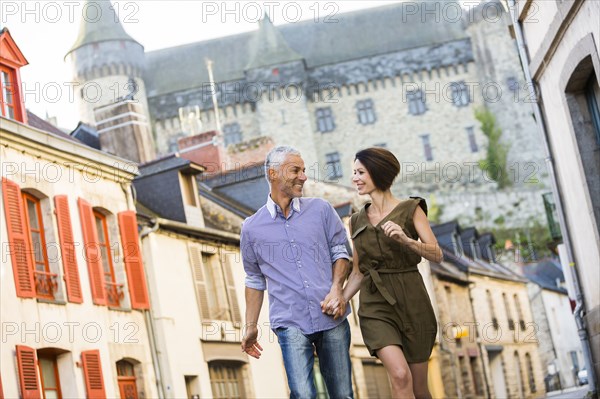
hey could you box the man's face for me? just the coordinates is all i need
[270,154,307,199]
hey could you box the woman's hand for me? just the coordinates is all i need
[381,221,411,245]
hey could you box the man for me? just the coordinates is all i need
[241,146,353,399]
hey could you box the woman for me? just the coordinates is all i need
[328,147,443,399]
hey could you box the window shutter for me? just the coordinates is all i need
[188,244,211,320]
[81,350,106,399]
[221,250,241,323]
[54,195,83,303]
[1,178,35,298]
[117,211,149,309]
[77,198,106,305]
[16,345,41,399]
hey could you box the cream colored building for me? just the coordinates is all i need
[0,116,158,399]
[515,0,599,388]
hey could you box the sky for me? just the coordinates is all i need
[2,0,416,130]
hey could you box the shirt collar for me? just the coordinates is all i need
[266,195,301,219]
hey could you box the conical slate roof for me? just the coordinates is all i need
[66,0,140,55]
[245,14,303,70]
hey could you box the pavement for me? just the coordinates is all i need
[546,385,592,398]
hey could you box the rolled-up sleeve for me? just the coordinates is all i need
[240,225,267,291]
[324,203,351,262]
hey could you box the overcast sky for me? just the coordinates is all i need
[4,0,481,129]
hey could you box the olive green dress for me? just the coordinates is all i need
[350,197,437,363]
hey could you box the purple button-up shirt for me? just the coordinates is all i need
[241,196,351,334]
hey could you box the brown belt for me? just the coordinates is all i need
[365,265,419,306]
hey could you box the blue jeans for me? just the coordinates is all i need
[275,319,353,399]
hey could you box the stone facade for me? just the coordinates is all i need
[67,1,551,231]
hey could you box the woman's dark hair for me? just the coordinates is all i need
[355,147,401,191]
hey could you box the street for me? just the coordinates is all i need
[547,385,591,399]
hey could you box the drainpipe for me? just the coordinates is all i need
[506,0,597,394]
[139,219,166,398]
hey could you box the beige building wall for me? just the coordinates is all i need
[0,118,157,399]
[518,0,600,380]
[139,225,289,398]
[470,275,545,398]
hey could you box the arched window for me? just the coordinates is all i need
[117,360,138,399]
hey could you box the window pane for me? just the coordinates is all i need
[95,217,106,245]
[40,357,57,387]
[31,232,44,265]
[26,199,40,230]
[100,246,111,276]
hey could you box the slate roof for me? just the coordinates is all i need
[67,0,140,55]
[70,122,100,149]
[431,220,526,283]
[26,110,80,142]
[246,14,303,69]
[134,154,204,222]
[522,259,568,294]
[144,1,468,97]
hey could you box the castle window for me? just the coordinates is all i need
[316,107,336,133]
[223,123,242,146]
[451,81,470,107]
[466,126,478,152]
[407,89,427,115]
[420,134,433,161]
[325,152,343,179]
[356,99,376,125]
[507,77,520,92]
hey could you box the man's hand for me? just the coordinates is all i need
[241,324,263,359]
[320,286,347,320]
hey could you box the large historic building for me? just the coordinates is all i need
[65,0,550,230]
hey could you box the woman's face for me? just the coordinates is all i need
[352,159,376,195]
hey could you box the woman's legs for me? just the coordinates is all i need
[408,361,432,399]
[376,345,414,399]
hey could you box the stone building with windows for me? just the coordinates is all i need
[65,0,550,230]
[431,221,545,399]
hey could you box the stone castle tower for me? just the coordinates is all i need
[65,0,155,163]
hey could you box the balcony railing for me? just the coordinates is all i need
[106,281,125,307]
[34,270,58,299]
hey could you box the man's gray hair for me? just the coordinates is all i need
[264,146,301,183]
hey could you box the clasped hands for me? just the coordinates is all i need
[320,287,347,319]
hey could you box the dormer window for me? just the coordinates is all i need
[0,28,29,123]
[451,232,463,256]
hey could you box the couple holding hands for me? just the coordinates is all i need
[241,146,442,399]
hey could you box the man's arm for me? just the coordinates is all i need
[321,258,350,319]
[242,287,264,359]
[240,223,267,358]
[320,201,351,319]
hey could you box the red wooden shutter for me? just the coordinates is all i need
[77,198,106,305]
[16,345,41,399]
[2,178,35,298]
[118,211,149,309]
[54,195,83,303]
[81,350,106,399]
